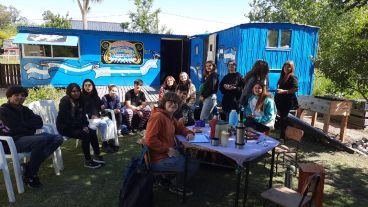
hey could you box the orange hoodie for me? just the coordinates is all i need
[145,107,193,163]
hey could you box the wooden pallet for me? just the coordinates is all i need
[96,86,159,105]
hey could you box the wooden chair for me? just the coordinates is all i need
[275,126,304,174]
[261,173,321,207]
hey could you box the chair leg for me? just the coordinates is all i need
[12,157,25,194]
[56,147,64,170]
[52,151,61,176]
[75,139,79,148]
[2,161,16,202]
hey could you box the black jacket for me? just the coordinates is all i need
[0,103,43,140]
[56,96,89,134]
[174,103,195,126]
[81,93,103,118]
[201,72,219,99]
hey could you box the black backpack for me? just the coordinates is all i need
[118,146,154,207]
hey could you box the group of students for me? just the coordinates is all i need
[144,59,299,196]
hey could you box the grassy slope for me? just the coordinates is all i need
[0,133,367,207]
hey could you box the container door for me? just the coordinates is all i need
[190,37,205,88]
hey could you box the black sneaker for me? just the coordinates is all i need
[168,186,193,196]
[108,140,119,152]
[102,141,115,153]
[93,155,106,164]
[25,175,43,188]
[84,160,102,169]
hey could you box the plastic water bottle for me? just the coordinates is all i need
[229,109,238,128]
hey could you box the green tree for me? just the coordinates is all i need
[0,4,25,29]
[42,10,72,29]
[128,0,172,34]
[76,0,103,29]
[247,0,368,100]
[120,22,129,32]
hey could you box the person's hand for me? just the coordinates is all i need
[186,133,194,141]
[82,127,89,133]
[91,115,98,119]
[137,111,143,118]
[276,89,287,94]
[200,96,204,101]
[101,105,106,110]
[114,109,120,114]
[178,117,185,125]
[168,147,180,157]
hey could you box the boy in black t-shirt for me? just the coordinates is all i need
[123,79,151,132]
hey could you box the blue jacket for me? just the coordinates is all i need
[102,94,122,110]
[245,95,276,124]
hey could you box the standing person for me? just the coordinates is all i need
[200,60,219,121]
[145,92,198,196]
[101,84,124,134]
[57,83,104,169]
[81,79,117,153]
[239,60,270,107]
[123,79,151,133]
[159,76,177,100]
[0,86,63,188]
[174,84,195,126]
[274,61,299,138]
[178,72,196,110]
[244,82,277,132]
[219,60,244,121]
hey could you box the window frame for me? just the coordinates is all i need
[22,43,80,59]
[266,29,292,51]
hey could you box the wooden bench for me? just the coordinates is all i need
[95,86,159,106]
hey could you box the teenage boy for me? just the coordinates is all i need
[174,84,195,126]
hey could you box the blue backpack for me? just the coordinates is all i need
[118,146,154,207]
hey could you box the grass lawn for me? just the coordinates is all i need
[0,132,367,207]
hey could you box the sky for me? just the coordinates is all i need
[0,0,251,35]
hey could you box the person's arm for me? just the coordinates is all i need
[174,119,193,136]
[124,92,138,110]
[187,84,196,105]
[145,114,170,154]
[115,96,122,109]
[219,76,227,94]
[159,86,165,100]
[23,107,43,130]
[244,97,253,117]
[101,95,109,109]
[201,73,218,99]
[186,108,195,126]
[139,93,147,108]
[239,76,255,106]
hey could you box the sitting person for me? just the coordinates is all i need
[145,92,199,196]
[123,79,151,133]
[101,84,125,134]
[57,83,104,169]
[0,86,63,188]
[159,75,177,101]
[244,81,277,132]
[174,84,195,126]
[81,79,118,153]
[178,72,196,110]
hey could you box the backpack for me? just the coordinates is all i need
[118,146,154,207]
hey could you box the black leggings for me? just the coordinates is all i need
[61,127,100,160]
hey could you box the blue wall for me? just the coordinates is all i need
[17,27,186,87]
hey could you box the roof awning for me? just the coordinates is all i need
[13,33,79,46]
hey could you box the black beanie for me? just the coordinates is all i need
[6,85,28,98]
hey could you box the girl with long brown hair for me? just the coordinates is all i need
[200,60,219,121]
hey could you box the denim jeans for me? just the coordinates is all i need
[89,118,115,141]
[200,94,217,121]
[151,154,199,188]
[15,132,64,176]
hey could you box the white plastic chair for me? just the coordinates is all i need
[0,141,15,203]
[0,124,60,194]
[28,100,64,171]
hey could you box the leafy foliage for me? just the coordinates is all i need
[25,85,66,104]
[247,0,368,101]
[128,0,172,34]
[42,10,72,29]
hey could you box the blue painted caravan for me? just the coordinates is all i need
[14,26,189,87]
[189,23,319,102]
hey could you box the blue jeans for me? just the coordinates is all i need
[151,154,199,187]
[15,132,64,176]
[200,94,217,121]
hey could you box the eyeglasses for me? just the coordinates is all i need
[167,100,178,105]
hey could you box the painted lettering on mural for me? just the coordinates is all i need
[101,40,143,65]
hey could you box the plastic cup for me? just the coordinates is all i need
[221,130,230,147]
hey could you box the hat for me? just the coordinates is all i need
[6,85,28,98]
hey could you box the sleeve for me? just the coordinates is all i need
[290,75,299,88]
[253,98,276,124]
[58,97,73,125]
[145,114,170,154]
[236,74,245,94]
[101,96,108,109]
[219,75,227,94]
[244,97,253,117]
[125,91,131,101]
[115,96,122,109]
[141,92,146,102]
[23,107,43,130]
[174,119,193,136]
[187,84,196,105]
[201,73,218,99]
[240,77,255,106]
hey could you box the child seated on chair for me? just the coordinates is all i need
[145,92,199,196]
[174,84,195,126]
[0,86,63,188]
[244,81,277,132]
[123,79,151,133]
[81,79,118,153]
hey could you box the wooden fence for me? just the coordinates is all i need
[0,64,21,88]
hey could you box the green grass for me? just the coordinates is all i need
[0,133,367,207]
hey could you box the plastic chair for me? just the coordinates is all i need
[0,125,60,194]
[261,173,321,207]
[0,141,15,203]
[275,126,304,174]
[28,100,64,171]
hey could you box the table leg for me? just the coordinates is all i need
[340,116,348,142]
[323,114,330,133]
[234,166,241,207]
[269,148,275,188]
[243,163,250,207]
[311,111,318,126]
[182,148,188,203]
